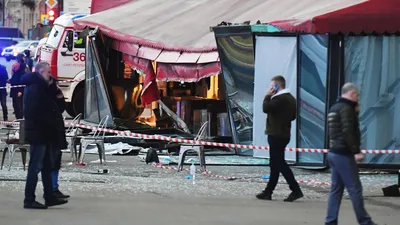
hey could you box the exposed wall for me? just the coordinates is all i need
[2,0,45,38]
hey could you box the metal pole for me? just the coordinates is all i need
[2,0,5,26]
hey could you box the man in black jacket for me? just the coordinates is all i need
[10,53,26,119]
[326,83,376,225]
[256,75,303,202]
[0,64,8,121]
[24,50,34,72]
[22,62,68,209]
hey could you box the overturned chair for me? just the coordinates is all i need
[78,115,109,164]
[1,119,29,171]
[177,121,209,172]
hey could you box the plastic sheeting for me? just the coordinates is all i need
[252,36,297,161]
[344,36,400,165]
[84,142,142,155]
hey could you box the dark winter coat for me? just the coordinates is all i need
[327,98,361,155]
[0,65,8,96]
[25,57,34,72]
[22,72,67,148]
[263,90,297,139]
[10,62,26,97]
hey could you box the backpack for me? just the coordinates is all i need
[145,148,159,164]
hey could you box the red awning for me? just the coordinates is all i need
[90,0,133,14]
[269,0,400,34]
[121,53,220,104]
[122,54,160,105]
[157,62,221,83]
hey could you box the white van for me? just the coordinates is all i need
[40,13,87,116]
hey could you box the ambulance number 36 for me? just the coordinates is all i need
[73,52,86,62]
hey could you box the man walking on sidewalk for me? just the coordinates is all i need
[22,62,68,209]
[256,75,303,202]
[326,83,376,225]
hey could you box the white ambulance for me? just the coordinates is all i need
[40,13,87,117]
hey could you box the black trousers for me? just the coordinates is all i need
[0,94,7,120]
[265,135,300,193]
[24,144,54,203]
[12,96,23,119]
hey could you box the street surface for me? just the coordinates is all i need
[0,154,399,225]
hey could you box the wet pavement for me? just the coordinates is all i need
[0,153,399,224]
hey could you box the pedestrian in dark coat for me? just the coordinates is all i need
[325,83,377,225]
[24,50,34,72]
[10,53,26,119]
[22,61,68,209]
[0,64,8,121]
[256,75,303,202]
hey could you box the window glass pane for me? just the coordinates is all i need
[74,32,86,49]
[216,35,255,155]
[344,36,400,165]
[46,25,63,48]
[63,31,73,48]
[298,34,328,164]
[85,40,113,126]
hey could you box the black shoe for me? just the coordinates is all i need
[45,198,68,207]
[284,190,304,202]
[54,189,70,199]
[24,201,48,209]
[256,191,272,200]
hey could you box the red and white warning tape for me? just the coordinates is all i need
[68,122,400,154]
[0,78,83,90]
[1,120,399,155]
[152,163,331,186]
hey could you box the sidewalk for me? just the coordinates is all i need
[0,155,399,225]
[0,190,399,225]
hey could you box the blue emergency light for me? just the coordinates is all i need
[71,14,88,21]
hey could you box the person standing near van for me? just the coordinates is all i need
[10,53,27,119]
[325,83,376,225]
[24,50,34,72]
[256,75,303,202]
[22,62,68,209]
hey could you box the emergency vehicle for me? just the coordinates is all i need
[39,14,87,117]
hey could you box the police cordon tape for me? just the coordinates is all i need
[151,163,332,186]
[0,120,399,155]
[0,78,83,90]
[0,120,332,186]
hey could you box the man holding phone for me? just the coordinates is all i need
[325,83,376,225]
[256,75,303,202]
